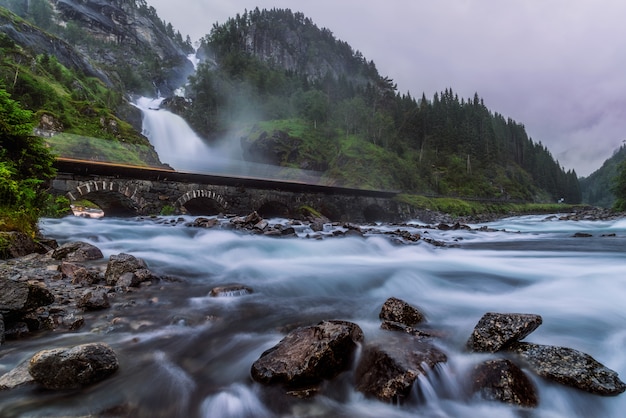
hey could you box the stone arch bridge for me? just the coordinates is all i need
[51,159,415,223]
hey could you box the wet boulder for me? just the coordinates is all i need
[251,320,363,391]
[509,342,626,396]
[104,253,148,286]
[29,343,119,390]
[469,358,538,407]
[466,312,543,353]
[379,297,426,327]
[52,241,103,262]
[0,277,55,314]
[355,336,448,403]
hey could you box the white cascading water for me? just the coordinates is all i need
[9,214,624,417]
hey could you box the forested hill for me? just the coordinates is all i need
[185,8,581,202]
[579,145,626,208]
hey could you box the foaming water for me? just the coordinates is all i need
[1,215,625,417]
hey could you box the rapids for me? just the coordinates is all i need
[1,215,625,417]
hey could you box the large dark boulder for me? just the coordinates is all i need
[104,253,148,286]
[0,232,50,259]
[251,320,363,390]
[466,312,543,353]
[470,358,538,407]
[355,337,447,403]
[28,343,119,390]
[52,241,104,262]
[0,278,55,314]
[509,342,626,396]
[379,297,426,327]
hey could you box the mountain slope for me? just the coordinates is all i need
[185,8,581,201]
[579,145,626,208]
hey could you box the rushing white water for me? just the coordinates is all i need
[1,215,623,417]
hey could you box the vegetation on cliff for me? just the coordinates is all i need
[0,86,56,234]
[184,8,581,203]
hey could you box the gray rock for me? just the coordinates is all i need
[379,297,426,326]
[0,361,35,390]
[77,288,110,311]
[0,278,55,313]
[466,312,542,353]
[355,337,447,402]
[0,232,41,259]
[52,241,103,262]
[251,320,364,390]
[104,253,148,286]
[29,343,119,390]
[509,342,626,396]
[470,358,538,407]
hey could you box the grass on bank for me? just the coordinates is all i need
[396,194,578,218]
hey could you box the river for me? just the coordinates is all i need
[1,214,625,417]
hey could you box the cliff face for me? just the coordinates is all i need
[51,0,194,95]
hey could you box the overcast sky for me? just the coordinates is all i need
[147,0,626,176]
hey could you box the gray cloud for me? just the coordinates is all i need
[148,0,626,176]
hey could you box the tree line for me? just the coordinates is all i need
[184,8,581,202]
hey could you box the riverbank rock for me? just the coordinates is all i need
[355,337,448,402]
[104,253,150,286]
[379,297,426,326]
[466,312,543,353]
[52,241,103,262]
[509,342,626,396]
[0,277,55,314]
[0,232,44,259]
[470,358,538,407]
[28,343,119,390]
[77,288,110,310]
[251,320,364,392]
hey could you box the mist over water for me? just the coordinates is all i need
[1,215,623,417]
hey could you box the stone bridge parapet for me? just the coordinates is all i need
[50,160,413,222]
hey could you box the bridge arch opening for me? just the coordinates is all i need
[176,189,228,216]
[180,198,225,216]
[68,181,144,217]
[257,201,292,219]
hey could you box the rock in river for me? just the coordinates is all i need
[469,358,538,407]
[466,312,543,353]
[251,320,363,391]
[509,342,626,396]
[28,342,119,390]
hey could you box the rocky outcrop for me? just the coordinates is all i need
[509,342,626,396]
[251,320,363,392]
[470,359,538,407]
[28,342,119,390]
[466,312,543,353]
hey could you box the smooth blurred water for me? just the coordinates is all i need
[1,214,625,417]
